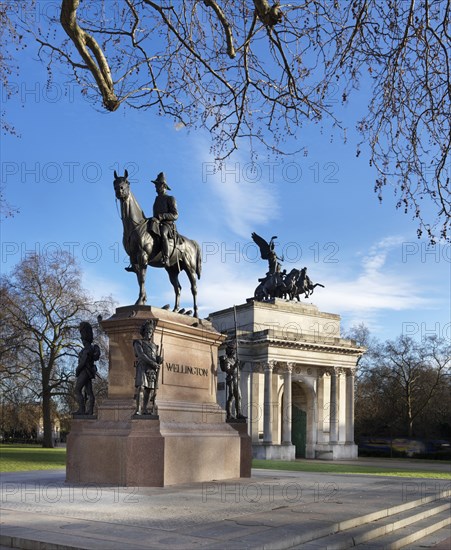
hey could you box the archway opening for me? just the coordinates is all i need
[291,382,307,458]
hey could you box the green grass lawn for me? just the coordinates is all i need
[1,445,450,479]
[252,459,451,479]
[0,444,66,472]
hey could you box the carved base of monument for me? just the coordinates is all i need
[67,409,242,486]
[66,306,251,487]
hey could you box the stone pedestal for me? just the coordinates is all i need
[228,421,252,477]
[66,306,250,486]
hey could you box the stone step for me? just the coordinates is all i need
[364,508,451,549]
[403,527,451,549]
[292,490,450,549]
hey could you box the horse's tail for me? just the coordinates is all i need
[195,241,202,279]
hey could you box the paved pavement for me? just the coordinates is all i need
[1,459,450,549]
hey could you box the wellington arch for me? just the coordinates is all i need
[211,298,365,460]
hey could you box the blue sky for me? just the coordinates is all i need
[1,24,450,343]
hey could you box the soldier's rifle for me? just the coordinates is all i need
[156,325,164,390]
[233,305,240,388]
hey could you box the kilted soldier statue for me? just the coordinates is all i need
[133,319,163,415]
[74,322,101,416]
[219,342,246,422]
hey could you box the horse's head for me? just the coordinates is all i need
[114,169,130,200]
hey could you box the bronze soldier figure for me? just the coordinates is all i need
[133,319,162,415]
[74,322,100,416]
[149,172,178,267]
[219,343,246,422]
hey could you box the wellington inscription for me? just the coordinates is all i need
[162,360,211,389]
[166,363,208,377]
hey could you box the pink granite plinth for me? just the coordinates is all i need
[228,421,252,478]
[66,306,250,486]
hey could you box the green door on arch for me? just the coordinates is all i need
[292,405,306,458]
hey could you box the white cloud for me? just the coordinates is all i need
[196,254,258,315]
[194,234,436,326]
[313,235,433,318]
[196,144,281,238]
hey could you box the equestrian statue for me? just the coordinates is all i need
[113,170,201,317]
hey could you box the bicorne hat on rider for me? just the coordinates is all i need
[151,172,171,190]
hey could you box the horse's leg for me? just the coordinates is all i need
[185,266,198,318]
[135,264,147,305]
[166,265,181,312]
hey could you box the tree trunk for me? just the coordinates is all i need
[408,419,413,439]
[42,389,54,448]
[406,383,413,438]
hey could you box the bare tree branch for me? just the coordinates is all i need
[3,0,449,241]
[60,0,119,111]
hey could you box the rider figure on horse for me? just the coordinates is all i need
[149,172,178,267]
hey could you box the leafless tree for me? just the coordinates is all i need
[1,252,113,447]
[0,0,32,137]
[10,0,447,241]
[357,333,450,438]
[0,2,30,217]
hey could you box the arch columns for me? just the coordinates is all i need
[329,367,338,443]
[282,363,293,445]
[346,368,356,443]
[263,362,274,444]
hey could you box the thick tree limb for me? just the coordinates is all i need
[60,0,119,111]
[203,0,236,58]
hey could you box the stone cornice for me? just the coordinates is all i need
[102,305,224,346]
[238,332,364,356]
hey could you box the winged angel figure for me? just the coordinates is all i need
[251,232,285,300]
[251,232,283,275]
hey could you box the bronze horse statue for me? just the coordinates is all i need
[290,267,325,300]
[254,267,325,302]
[113,170,201,317]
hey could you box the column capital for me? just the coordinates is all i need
[325,367,338,376]
[285,362,295,373]
[251,362,264,373]
[346,367,357,377]
[264,361,275,372]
